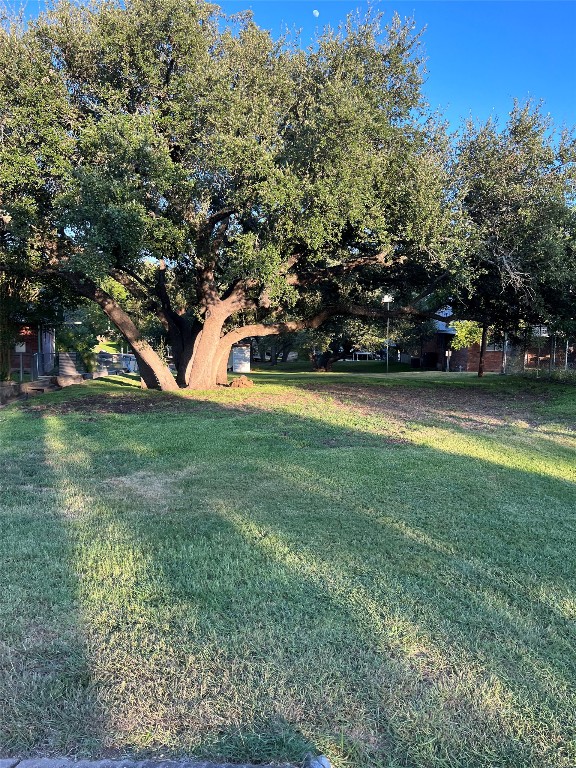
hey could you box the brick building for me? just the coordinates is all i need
[423,323,575,374]
[10,325,56,378]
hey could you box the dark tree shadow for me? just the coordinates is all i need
[0,410,105,756]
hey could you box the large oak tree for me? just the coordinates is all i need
[2,0,469,388]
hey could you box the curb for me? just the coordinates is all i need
[0,761,298,768]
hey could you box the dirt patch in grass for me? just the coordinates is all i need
[19,393,222,417]
[13,380,572,438]
[309,383,557,432]
[105,466,205,508]
[17,389,306,418]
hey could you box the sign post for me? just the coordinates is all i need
[382,294,393,374]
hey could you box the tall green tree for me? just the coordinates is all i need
[0,17,75,378]
[453,103,576,375]
[3,0,464,389]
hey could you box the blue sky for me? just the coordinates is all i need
[20,0,576,133]
[218,1,576,133]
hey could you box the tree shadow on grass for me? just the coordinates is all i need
[0,410,105,756]
[2,383,575,767]
[71,390,575,766]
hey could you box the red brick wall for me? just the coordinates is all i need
[16,326,39,353]
[406,332,574,373]
[449,347,468,371]
[463,345,503,373]
[10,326,39,372]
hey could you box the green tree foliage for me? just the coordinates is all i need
[391,316,437,357]
[450,320,483,351]
[0,16,76,378]
[297,317,388,371]
[4,2,573,390]
[0,16,73,269]
[449,103,576,375]
[1,0,458,389]
[453,103,576,333]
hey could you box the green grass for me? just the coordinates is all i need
[253,359,413,375]
[94,339,123,354]
[0,371,575,767]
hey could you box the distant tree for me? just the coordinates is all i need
[297,318,387,371]
[253,333,296,366]
[450,320,483,351]
[390,316,437,360]
[453,103,576,375]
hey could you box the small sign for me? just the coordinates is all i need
[232,345,251,373]
[14,343,26,353]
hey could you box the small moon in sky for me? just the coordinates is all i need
[313,9,320,17]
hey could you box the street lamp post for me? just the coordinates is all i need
[383,294,393,374]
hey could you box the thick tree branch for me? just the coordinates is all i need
[218,300,454,351]
[220,277,260,313]
[199,207,236,239]
[346,303,454,324]
[286,248,397,287]
[218,307,341,348]
[408,271,451,306]
[197,214,234,306]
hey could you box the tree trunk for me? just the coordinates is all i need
[187,309,225,389]
[0,283,18,381]
[257,338,267,365]
[500,332,508,375]
[174,319,201,387]
[71,275,178,391]
[478,321,489,378]
[106,321,177,390]
[153,261,202,388]
[0,316,13,381]
[214,339,233,386]
[269,341,279,366]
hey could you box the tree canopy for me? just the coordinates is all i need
[1,0,574,387]
[452,104,576,333]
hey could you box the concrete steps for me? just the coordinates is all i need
[21,377,60,396]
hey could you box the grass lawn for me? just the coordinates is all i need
[94,340,123,354]
[0,370,574,767]
[252,359,413,375]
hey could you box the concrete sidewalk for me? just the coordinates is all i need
[0,760,298,768]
